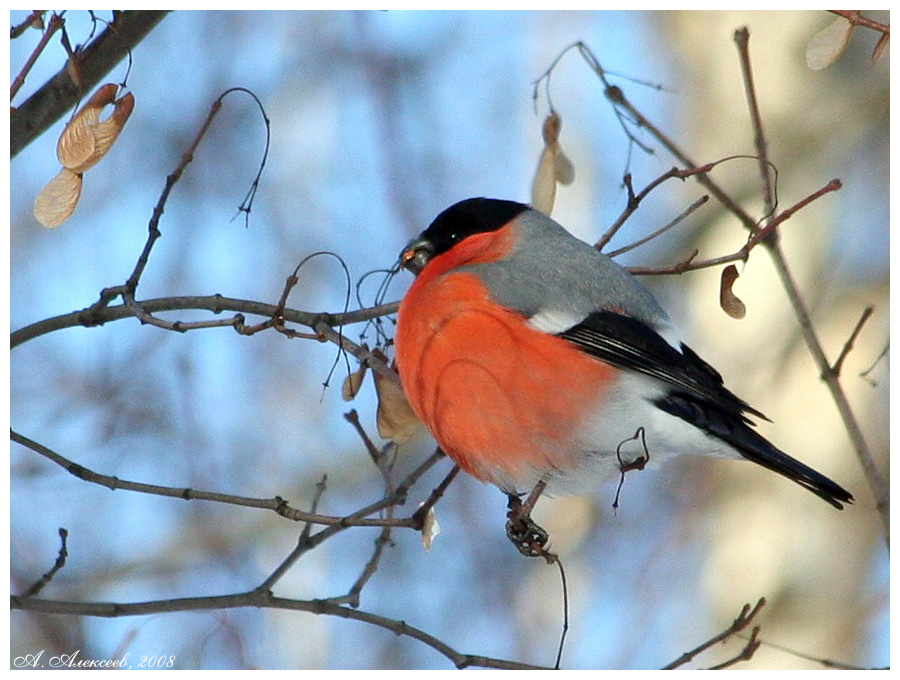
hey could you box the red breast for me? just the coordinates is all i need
[395,223,616,491]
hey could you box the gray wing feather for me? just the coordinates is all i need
[459,209,674,336]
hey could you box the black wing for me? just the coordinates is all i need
[558,310,853,509]
[558,310,764,420]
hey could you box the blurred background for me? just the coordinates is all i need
[10,10,889,670]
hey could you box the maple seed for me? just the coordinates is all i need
[805,17,853,70]
[57,85,135,173]
[720,264,747,319]
[33,168,83,229]
[531,110,575,216]
[373,349,419,444]
[35,84,135,229]
[419,505,440,551]
[532,145,558,216]
[341,364,368,402]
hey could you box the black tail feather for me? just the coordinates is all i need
[656,393,853,509]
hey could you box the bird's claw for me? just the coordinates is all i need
[505,511,550,558]
[505,486,557,563]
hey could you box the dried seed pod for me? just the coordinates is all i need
[33,168,83,229]
[531,110,575,215]
[720,264,747,319]
[419,505,441,551]
[806,17,853,70]
[58,86,134,174]
[341,363,368,402]
[36,84,135,229]
[531,144,557,215]
[373,350,419,444]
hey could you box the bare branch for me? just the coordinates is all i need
[831,306,875,378]
[19,528,69,598]
[607,194,709,259]
[596,164,714,251]
[9,12,63,102]
[9,428,441,531]
[746,633,887,669]
[732,28,888,542]
[11,293,400,377]
[706,626,761,670]
[10,10,47,40]
[734,27,777,225]
[625,179,841,276]
[827,10,890,37]
[663,598,766,669]
[559,32,887,543]
[10,11,169,157]
[10,591,548,670]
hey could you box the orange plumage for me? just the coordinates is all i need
[396,224,614,491]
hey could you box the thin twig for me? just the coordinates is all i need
[330,417,401,608]
[831,306,875,378]
[328,527,393,608]
[301,476,329,542]
[735,27,776,229]
[10,12,63,102]
[607,194,708,258]
[859,342,889,385]
[732,28,888,542]
[624,180,840,276]
[743,632,884,669]
[10,10,46,40]
[596,164,714,250]
[706,626,761,670]
[600,71,761,234]
[662,597,766,669]
[410,462,460,530]
[126,94,223,295]
[19,528,69,597]
[828,10,890,36]
[553,559,569,670]
[256,450,448,592]
[344,410,384,467]
[257,476,331,593]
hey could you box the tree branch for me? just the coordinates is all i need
[10,10,170,157]
[733,28,889,543]
[827,10,890,36]
[10,591,547,670]
[10,428,442,531]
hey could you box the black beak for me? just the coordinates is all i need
[399,237,434,276]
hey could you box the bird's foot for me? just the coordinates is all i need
[505,482,557,563]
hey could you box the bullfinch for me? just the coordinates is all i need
[394,197,853,511]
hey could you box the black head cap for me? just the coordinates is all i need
[419,198,529,257]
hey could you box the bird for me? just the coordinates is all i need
[393,197,853,515]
